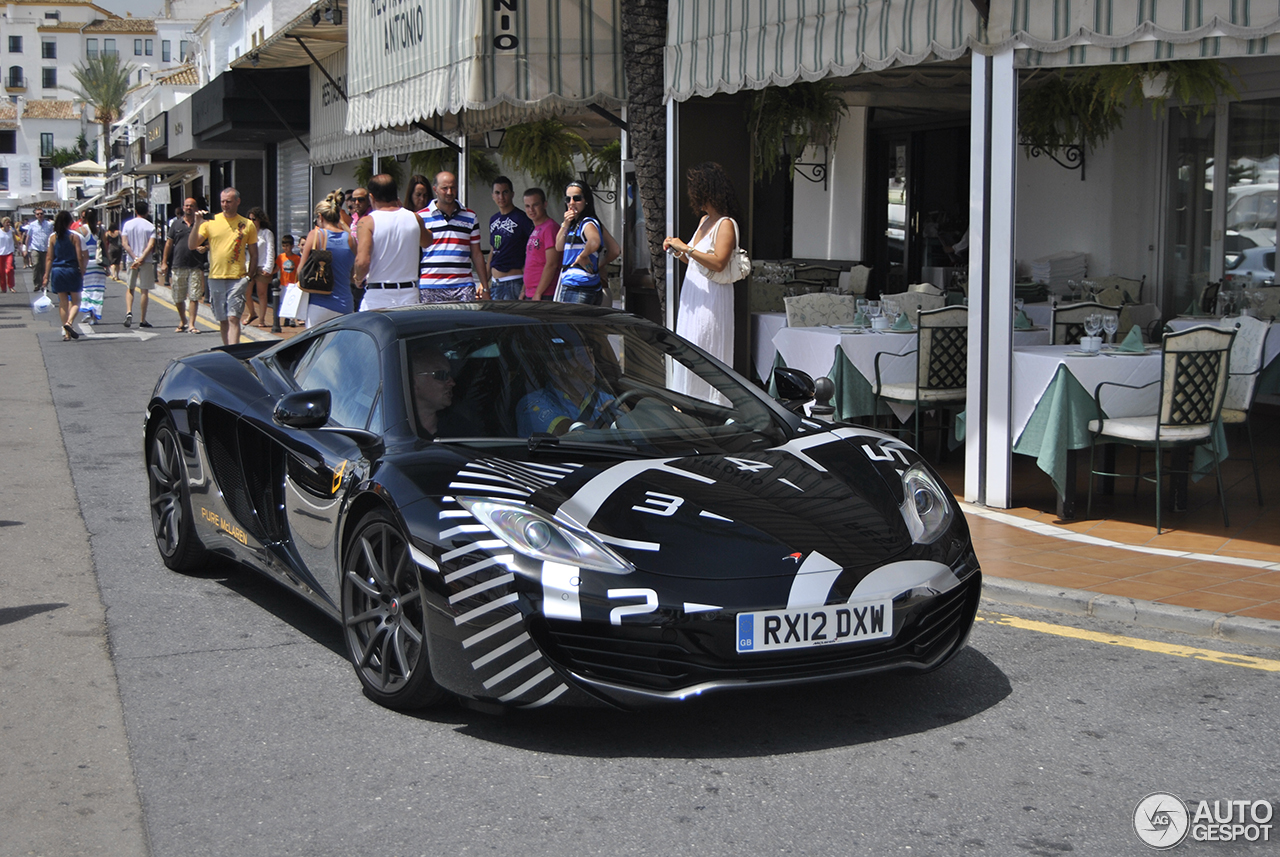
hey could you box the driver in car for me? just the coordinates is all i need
[516,340,618,437]
[409,342,456,439]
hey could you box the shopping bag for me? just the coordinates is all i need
[33,293,53,314]
[279,283,308,320]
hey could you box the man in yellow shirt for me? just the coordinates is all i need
[189,187,258,345]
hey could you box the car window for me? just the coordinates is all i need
[291,329,381,430]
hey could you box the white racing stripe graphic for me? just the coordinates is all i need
[462,613,523,649]
[482,651,545,689]
[684,602,721,614]
[699,510,733,522]
[449,573,517,605]
[470,632,532,669]
[445,554,511,584]
[441,539,505,563]
[541,561,582,621]
[453,592,519,625]
[519,684,569,709]
[439,524,489,540]
[786,551,844,609]
[771,426,872,472]
[499,668,559,702]
[557,458,714,529]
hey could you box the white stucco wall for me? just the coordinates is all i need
[1013,107,1162,294]
[791,104,867,261]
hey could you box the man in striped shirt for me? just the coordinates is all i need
[417,171,488,303]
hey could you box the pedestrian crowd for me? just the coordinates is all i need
[9,169,623,347]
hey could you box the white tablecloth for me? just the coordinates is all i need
[774,326,1051,421]
[751,312,788,381]
[1011,346,1162,440]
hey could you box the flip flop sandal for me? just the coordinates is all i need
[63,323,79,340]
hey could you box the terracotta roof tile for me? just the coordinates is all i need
[40,17,157,34]
[154,64,198,86]
[20,100,82,120]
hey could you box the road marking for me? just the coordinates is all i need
[975,611,1280,673]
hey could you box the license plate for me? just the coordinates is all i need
[736,600,893,654]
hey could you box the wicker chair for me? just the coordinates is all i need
[1051,301,1121,346]
[1087,325,1236,533]
[873,306,967,451]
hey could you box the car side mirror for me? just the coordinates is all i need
[772,367,816,414]
[274,389,331,429]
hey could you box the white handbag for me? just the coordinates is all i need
[701,217,751,284]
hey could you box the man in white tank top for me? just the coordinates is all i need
[353,174,433,311]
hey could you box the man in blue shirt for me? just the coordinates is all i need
[516,341,617,436]
[487,176,534,301]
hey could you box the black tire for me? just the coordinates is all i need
[148,418,209,572]
[341,509,448,710]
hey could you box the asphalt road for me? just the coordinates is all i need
[5,284,1280,856]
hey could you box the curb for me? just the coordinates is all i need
[138,279,279,342]
[982,577,1280,650]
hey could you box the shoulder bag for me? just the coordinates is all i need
[298,227,334,295]
[701,217,751,284]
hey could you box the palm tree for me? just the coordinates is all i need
[621,0,669,312]
[70,53,133,163]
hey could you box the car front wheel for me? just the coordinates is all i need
[341,509,448,710]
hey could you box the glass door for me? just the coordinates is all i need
[1223,99,1280,294]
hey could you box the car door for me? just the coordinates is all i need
[277,328,384,602]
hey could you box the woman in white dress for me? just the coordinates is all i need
[662,161,745,401]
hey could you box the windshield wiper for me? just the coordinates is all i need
[526,433,641,458]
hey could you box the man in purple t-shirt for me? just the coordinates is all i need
[522,188,559,300]
[487,176,534,301]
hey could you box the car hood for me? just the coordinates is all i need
[429,427,920,581]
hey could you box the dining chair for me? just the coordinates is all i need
[1086,325,1236,533]
[901,293,947,326]
[873,306,967,452]
[1051,301,1120,346]
[840,265,871,296]
[782,292,857,327]
[1220,316,1269,504]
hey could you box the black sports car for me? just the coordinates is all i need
[146,303,980,711]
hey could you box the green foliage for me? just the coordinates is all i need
[49,133,92,169]
[405,148,500,188]
[499,118,592,190]
[353,156,404,189]
[69,53,133,132]
[1020,60,1241,157]
[587,138,622,189]
[749,80,848,183]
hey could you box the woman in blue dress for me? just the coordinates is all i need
[297,190,356,327]
[44,211,86,340]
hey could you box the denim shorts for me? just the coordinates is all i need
[558,284,604,305]
[489,276,523,301]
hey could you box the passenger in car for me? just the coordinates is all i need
[516,342,617,436]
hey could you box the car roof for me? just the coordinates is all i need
[323,302,661,340]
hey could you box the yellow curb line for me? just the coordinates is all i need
[976,610,1280,672]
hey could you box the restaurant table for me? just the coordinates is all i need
[1023,301,1160,336]
[751,312,788,382]
[1168,316,1280,396]
[1010,345,1226,519]
[772,325,1052,423]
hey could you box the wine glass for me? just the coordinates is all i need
[1084,313,1102,345]
[1101,313,1119,345]
[855,298,868,324]
[884,299,899,322]
[867,301,882,327]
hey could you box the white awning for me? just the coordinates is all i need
[985,0,1280,67]
[309,47,447,166]
[665,0,981,102]
[345,0,625,136]
[665,0,1280,101]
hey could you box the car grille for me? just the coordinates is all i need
[534,573,982,693]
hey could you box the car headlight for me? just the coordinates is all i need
[899,464,953,544]
[457,498,634,574]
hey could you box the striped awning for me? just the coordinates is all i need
[345,0,625,136]
[665,0,981,102]
[987,0,1280,67]
[666,0,1280,101]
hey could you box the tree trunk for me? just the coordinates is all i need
[620,0,669,318]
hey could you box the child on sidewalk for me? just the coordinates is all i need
[273,234,300,332]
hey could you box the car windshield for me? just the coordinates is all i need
[403,320,795,455]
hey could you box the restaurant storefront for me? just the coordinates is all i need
[666,0,1280,509]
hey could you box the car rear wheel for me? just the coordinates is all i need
[341,509,448,710]
[148,419,208,572]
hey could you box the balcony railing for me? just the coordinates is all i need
[5,76,27,92]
